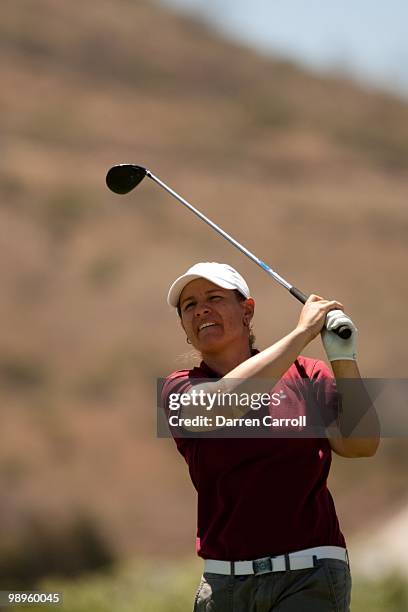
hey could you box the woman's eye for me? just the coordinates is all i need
[184,302,194,311]
[210,295,222,301]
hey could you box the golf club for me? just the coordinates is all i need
[106,164,352,339]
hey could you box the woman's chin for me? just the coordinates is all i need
[195,335,226,353]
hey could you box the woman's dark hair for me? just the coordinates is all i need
[234,290,256,350]
[177,289,256,350]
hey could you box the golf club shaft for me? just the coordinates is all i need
[146,170,351,339]
[148,171,294,293]
[104,163,351,339]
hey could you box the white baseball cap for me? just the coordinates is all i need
[167,262,251,308]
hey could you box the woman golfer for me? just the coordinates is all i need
[161,262,379,612]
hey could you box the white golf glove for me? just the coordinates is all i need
[321,309,358,361]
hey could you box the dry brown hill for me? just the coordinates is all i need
[1,0,407,577]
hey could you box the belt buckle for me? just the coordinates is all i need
[252,556,273,575]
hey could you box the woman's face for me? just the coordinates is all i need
[179,278,254,354]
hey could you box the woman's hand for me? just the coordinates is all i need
[296,294,345,343]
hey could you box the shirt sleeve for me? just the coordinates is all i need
[160,370,195,452]
[161,371,193,417]
[310,359,341,428]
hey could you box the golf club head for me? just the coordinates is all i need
[106,164,147,194]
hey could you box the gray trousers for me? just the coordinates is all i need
[193,558,351,611]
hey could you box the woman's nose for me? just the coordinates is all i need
[194,302,211,316]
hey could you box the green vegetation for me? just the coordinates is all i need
[0,515,114,591]
[39,189,94,242]
[352,573,408,612]
[21,559,201,612]
[85,254,124,288]
[0,354,48,391]
[8,560,408,612]
[333,124,408,170]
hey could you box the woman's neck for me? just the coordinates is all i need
[201,344,252,376]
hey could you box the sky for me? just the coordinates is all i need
[159,0,408,97]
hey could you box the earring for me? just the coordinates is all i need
[186,337,192,344]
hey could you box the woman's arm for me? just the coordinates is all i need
[180,296,342,430]
[327,360,380,458]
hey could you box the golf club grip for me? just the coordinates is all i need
[289,286,352,340]
[289,286,308,304]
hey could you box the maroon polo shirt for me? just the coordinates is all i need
[161,354,346,561]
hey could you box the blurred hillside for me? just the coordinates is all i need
[1,0,408,582]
